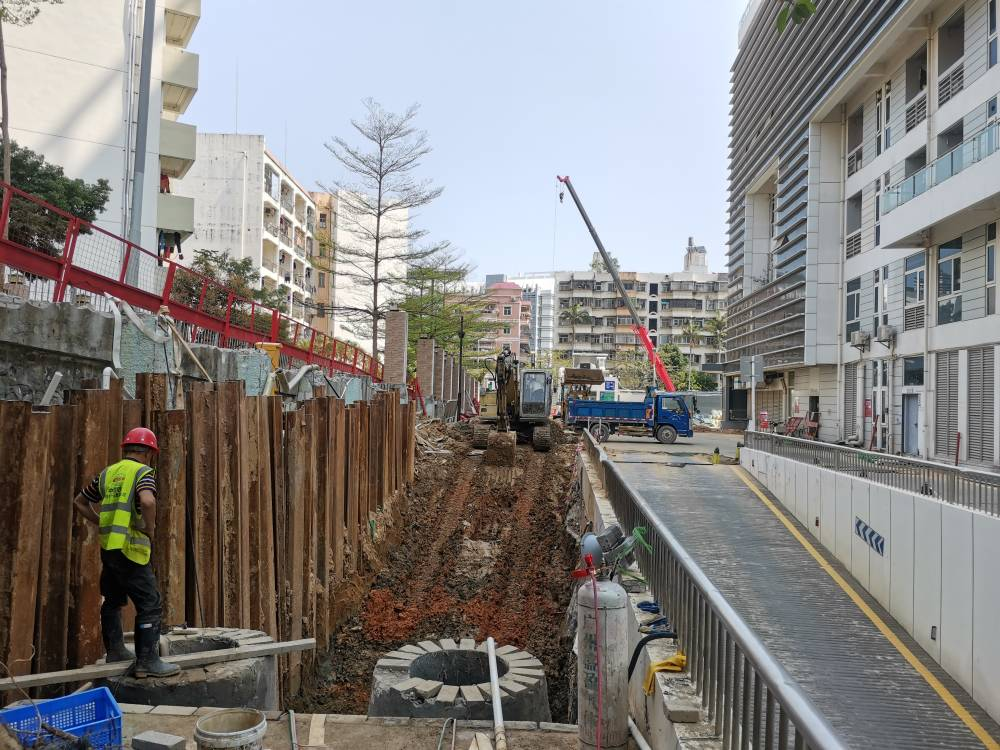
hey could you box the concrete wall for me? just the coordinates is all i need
[741,447,1000,724]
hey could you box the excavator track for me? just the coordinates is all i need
[472,423,491,449]
[532,424,552,452]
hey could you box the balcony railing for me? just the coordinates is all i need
[281,193,294,212]
[279,230,292,246]
[884,120,1000,214]
[905,92,927,133]
[264,222,278,238]
[847,145,863,177]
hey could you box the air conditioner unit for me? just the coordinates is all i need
[876,324,896,343]
[850,330,870,348]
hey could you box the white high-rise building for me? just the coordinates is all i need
[7,0,201,252]
[173,134,318,323]
[728,0,999,466]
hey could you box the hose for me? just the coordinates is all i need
[588,565,603,750]
[436,717,456,750]
[627,632,677,681]
[628,716,654,750]
[288,709,298,750]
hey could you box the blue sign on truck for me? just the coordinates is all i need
[604,380,616,391]
[565,389,693,444]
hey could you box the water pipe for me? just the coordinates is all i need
[486,637,508,750]
[628,717,653,750]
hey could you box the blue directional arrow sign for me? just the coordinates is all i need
[855,517,885,556]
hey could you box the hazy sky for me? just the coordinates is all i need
[186,0,745,280]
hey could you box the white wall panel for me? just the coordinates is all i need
[807,465,822,539]
[820,468,837,549]
[913,496,942,662]
[867,486,891,610]
[835,473,854,568]
[795,462,809,525]
[850,480,871,588]
[940,504,974,694]
[784,459,796,515]
[973,514,1000,724]
[889,490,915,633]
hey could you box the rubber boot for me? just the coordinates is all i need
[100,611,135,663]
[133,624,180,678]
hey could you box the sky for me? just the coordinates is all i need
[186,0,746,281]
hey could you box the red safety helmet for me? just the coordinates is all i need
[122,427,159,453]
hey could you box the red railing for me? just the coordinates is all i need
[0,182,382,381]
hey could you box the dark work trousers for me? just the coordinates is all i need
[99,548,163,628]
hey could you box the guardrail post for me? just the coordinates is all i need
[160,260,177,305]
[269,310,280,340]
[0,184,12,233]
[307,329,316,362]
[221,292,234,348]
[54,218,80,302]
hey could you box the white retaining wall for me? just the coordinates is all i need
[741,448,1000,725]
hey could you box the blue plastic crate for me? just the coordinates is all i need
[0,686,122,749]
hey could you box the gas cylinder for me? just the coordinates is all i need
[577,577,629,750]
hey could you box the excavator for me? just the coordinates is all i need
[474,346,553,462]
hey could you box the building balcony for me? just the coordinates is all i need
[164,0,200,47]
[882,120,1000,248]
[161,47,199,115]
[156,192,194,238]
[158,119,196,178]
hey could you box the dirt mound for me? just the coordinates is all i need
[296,424,580,721]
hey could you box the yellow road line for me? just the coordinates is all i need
[731,465,1000,749]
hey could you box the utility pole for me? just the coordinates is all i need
[125,0,157,284]
[458,315,465,414]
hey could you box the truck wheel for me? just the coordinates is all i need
[532,425,552,452]
[655,425,678,445]
[589,423,611,443]
[472,424,491,449]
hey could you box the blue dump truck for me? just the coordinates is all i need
[566,389,693,444]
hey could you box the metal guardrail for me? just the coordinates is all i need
[583,431,844,750]
[744,432,1000,517]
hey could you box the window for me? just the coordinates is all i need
[319,212,327,228]
[558,334,569,344]
[988,222,996,315]
[905,252,926,305]
[874,179,882,247]
[503,305,512,316]
[873,266,889,331]
[937,237,962,324]
[503,325,511,335]
[318,272,326,289]
[846,277,861,336]
[990,0,997,68]
[904,356,924,386]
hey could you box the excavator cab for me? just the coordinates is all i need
[473,353,554,460]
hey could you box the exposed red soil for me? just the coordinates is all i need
[295,422,579,721]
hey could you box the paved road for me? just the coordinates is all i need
[608,447,1000,749]
[597,431,743,462]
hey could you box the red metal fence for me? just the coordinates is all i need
[0,183,382,381]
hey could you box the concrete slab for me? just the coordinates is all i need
[459,638,476,650]
[500,679,528,694]
[460,685,484,702]
[399,644,425,655]
[495,644,518,656]
[392,677,424,695]
[415,679,443,699]
[384,650,417,661]
[436,684,460,705]
[417,640,442,653]
[376,658,413,669]
[440,638,460,651]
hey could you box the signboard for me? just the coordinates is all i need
[759,410,769,430]
[740,355,764,383]
[604,380,616,391]
[599,391,616,402]
[864,398,873,418]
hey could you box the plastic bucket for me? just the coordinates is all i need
[194,708,267,750]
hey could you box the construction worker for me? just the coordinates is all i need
[71,427,180,678]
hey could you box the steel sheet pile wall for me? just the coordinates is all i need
[0,375,416,701]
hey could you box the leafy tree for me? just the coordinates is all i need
[0,1,62,188]
[659,342,717,391]
[559,303,591,340]
[170,248,290,336]
[322,99,449,358]
[7,141,110,256]
[589,251,620,273]
[777,0,816,32]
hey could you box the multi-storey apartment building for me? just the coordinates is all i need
[7,0,201,253]
[482,273,556,360]
[474,281,533,357]
[554,240,728,369]
[308,192,338,335]
[728,0,999,467]
[173,134,318,323]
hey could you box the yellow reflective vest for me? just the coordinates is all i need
[98,459,153,565]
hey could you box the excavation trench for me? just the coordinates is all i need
[292,421,580,722]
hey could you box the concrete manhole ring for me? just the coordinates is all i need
[368,638,551,722]
[99,627,278,710]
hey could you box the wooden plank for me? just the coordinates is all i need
[331,398,345,585]
[0,403,46,677]
[256,397,278,639]
[68,390,111,666]
[283,409,306,695]
[314,398,331,648]
[104,379,123,463]
[152,409,187,628]
[187,384,219,626]
[217,381,248,627]
[0,639,317,692]
[244,396,263,633]
[345,406,359,575]
[301,400,317,675]
[35,403,78,679]
[406,401,416,482]
[135,373,168,427]
[269,397,286,645]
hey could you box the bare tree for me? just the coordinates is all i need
[323,99,448,359]
[0,1,61,187]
